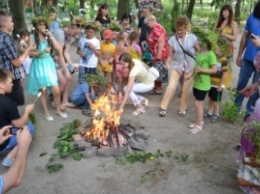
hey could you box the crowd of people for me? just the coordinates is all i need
[0,0,260,192]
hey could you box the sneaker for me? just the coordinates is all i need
[204,112,212,118]
[211,115,220,123]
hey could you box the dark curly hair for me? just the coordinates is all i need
[253,1,260,20]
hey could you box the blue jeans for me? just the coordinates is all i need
[234,59,259,113]
[0,122,35,154]
[72,93,95,110]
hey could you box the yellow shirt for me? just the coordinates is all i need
[98,42,116,73]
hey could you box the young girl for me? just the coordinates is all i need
[118,53,153,115]
[128,31,142,60]
[27,18,67,121]
[115,32,129,101]
[120,13,133,34]
[188,35,217,135]
[17,29,32,75]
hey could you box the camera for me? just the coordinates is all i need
[10,127,21,135]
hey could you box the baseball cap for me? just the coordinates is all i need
[103,29,113,39]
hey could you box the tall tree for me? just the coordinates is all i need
[9,0,27,37]
[80,0,85,8]
[117,0,130,21]
[234,0,241,24]
[186,0,195,20]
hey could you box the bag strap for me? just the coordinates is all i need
[175,35,196,60]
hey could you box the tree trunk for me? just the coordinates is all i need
[9,0,27,37]
[234,0,241,25]
[117,0,130,21]
[80,0,85,8]
[200,0,203,5]
[186,0,195,20]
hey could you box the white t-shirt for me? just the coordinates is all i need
[77,37,100,68]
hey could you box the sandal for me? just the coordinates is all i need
[187,122,204,129]
[159,109,166,117]
[82,109,93,116]
[179,110,186,116]
[150,90,162,95]
[132,107,145,116]
[141,98,149,106]
[188,125,203,135]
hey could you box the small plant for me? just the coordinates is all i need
[45,119,82,173]
[221,88,243,123]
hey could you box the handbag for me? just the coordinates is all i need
[253,50,260,72]
[149,66,159,81]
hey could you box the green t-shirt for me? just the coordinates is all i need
[193,51,217,91]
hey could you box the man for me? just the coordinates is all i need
[0,10,35,106]
[137,6,151,49]
[52,20,81,109]
[0,69,34,167]
[234,1,260,115]
[0,125,32,194]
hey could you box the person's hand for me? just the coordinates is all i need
[0,125,13,145]
[64,69,72,81]
[164,63,170,70]
[89,43,95,51]
[251,34,260,47]
[195,67,202,73]
[240,83,258,98]
[43,29,52,37]
[236,55,242,67]
[220,31,226,38]
[45,47,51,53]
[217,84,223,92]
[16,126,32,148]
[25,103,34,114]
[118,108,124,116]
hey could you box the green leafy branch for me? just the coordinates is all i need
[45,119,83,173]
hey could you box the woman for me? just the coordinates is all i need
[215,4,238,88]
[95,4,110,27]
[119,53,154,116]
[120,13,133,34]
[159,16,199,117]
[27,18,67,121]
[144,14,169,94]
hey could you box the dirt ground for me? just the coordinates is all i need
[2,34,246,194]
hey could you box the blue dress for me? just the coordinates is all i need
[27,40,58,95]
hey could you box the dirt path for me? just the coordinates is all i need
[2,34,245,194]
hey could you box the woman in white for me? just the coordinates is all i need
[159,16,200,117]
[119,53,154,115]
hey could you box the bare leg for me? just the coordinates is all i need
[40,88,51,117]
[51,85,63,114]
[194,99,204,126]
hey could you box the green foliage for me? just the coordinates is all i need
[85,73,107,86]
[29,112,38,130]
[221,88,243,123]
[45,119,82,173]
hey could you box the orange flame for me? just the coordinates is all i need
[83,94,120,142]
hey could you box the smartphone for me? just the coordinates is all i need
[10,127,20,135]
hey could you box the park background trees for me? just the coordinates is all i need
[0,0,257,36]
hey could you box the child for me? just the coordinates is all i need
[76,23,100,83]
[128,30,142,60]
[0,69,35,166]
[27,18,67,121]
[204,41,228,123]
[71,81,95,116]
[97,29,116,93]
[17,29,32,75]
[188,36,217,135]
[115,32,129,101]
[49,9,60,33]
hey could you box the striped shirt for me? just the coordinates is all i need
[0,31,26,80]
[210,56,228,87]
